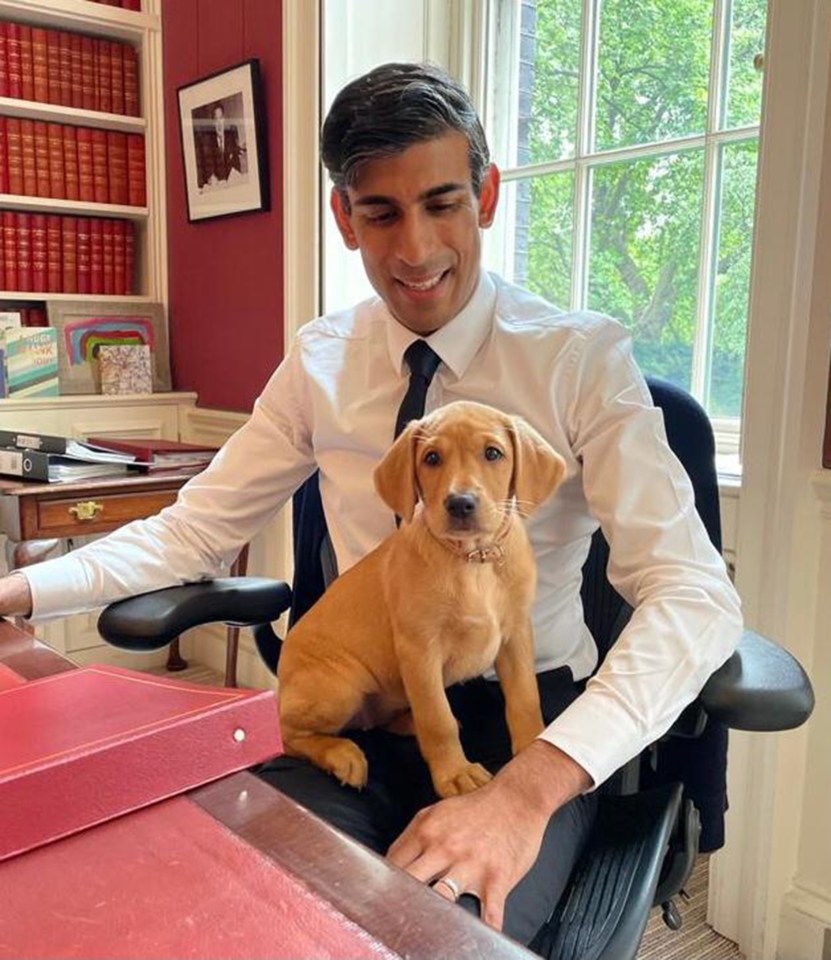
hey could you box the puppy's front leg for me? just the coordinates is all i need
[495,616,545,755]
[397,647,491,798]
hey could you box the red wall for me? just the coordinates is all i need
[162,0,283,412]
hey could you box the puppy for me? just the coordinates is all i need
[277,400,566,798]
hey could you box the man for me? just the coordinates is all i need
[0,63,741,948]
[198,102,243,188]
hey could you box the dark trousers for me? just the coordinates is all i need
[257,667,598,949]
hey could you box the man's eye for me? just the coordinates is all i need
[427,202,457,214]
[484,446,503,461]
[364,211,396,225]
[424,450,441,466]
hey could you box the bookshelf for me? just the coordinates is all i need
[0,0,166,304]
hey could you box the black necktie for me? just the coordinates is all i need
[395,340,442,438]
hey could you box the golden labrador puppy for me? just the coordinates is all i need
[278,400,566,798]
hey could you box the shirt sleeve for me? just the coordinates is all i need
[22,346,316,621]
[538,319,743,789]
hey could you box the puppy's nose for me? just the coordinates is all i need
[445,493,478,519]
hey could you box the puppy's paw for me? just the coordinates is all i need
[323,740,369,790]
[435,762,492,798]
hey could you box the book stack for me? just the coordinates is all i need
[0,116,147,207]
[0,428,137,481]
[0,21,140,117]
[87,435,219,470]
[0,212,136,294]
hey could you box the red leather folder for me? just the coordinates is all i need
[0,665,282,861]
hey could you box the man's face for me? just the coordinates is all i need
[331,131,499,335]
[213,108,225,134]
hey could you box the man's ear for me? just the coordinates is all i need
[374,421,420,522]
[478,164,500,229]
[330,187,359,250]
[508,416,567,516]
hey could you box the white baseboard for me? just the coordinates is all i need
[778,883,831,959]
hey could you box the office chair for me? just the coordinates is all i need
[98,377,814,960]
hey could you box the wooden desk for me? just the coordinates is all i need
[0,470,248,683]
[0,621,532,960]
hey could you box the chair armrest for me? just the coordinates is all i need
[97,577,292,651]
[699,628,814,731]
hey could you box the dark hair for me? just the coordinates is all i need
[321,62,490,199]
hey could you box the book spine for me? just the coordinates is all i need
[61,216,77,294]
[2,211,17,290]
[76,127,94,203]
[46,215,62,293]
[18,24,34,101]
[30,27,48,103]
[81,35,95,111]
[89,217,103,294]
[123,44,139,117]
[70,32,83,109]
[47,122,66,200]
[110,41,124,116]
[34,121,51,198]
[101,218,114,293]
[96,38,112,114]
[0,448,49,481]
[6,22,21,100]
[0,429,68,454]
[124,221,135,295]
[5,116,23,195]
[63,125,79,201]
[76,216,91,295]
[0,116,7,195]
[58,31,72,107]
[112,219,126,295]
[126,134,147,207]
[107,131,128,205]
[45,29,61,105]
[15,212,32,292]
[0,22,7,98]
[91,129,109,204]
[31,214,47,292]
[20,119,37,196]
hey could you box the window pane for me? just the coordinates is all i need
[724,0,767,129]
[516,173,575,306]
[588,150,706,391]
[707,139,758,416]
[595,0,712,151]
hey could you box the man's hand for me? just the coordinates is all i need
[0,573,33,619]
[387,740,591,931]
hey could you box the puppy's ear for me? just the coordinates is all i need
[509,417,567,516]
[374,421,420,522]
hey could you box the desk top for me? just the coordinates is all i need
[0,467,202,498]
[0,621,533,960]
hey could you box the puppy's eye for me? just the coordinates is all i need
[485,446,504,461]
[423,450,442,466]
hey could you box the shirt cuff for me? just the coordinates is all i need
[18,556,93,621]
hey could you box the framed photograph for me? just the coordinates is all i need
[177,59,270,222]
[46,300,171,395]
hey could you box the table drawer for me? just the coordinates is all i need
[36,490,180,536]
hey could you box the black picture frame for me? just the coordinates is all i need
[177,59,270,222]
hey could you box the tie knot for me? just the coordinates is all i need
[404,339,441,381]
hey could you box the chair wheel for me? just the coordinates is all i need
[662,899,683,931]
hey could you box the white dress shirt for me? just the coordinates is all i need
[22,271,742,789]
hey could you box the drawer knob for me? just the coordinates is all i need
[68,501,104,522]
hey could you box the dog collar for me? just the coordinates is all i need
[431,515,513,565]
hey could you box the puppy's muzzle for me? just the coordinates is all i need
[444,492,479,530]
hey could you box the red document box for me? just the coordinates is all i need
[0,665,281,861]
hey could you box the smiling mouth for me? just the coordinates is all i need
[397,270,449,292]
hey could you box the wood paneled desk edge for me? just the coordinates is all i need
[0,621,533,960]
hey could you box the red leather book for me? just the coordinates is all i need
[91,127,109,203]
[0,231,4,297]
[61,214,77,293]
[89,216,103,293]
[30,213,47,291]
[5,116,23,195]
[86,436,218,464]
[5,21,22,100]
[58,30,72,106]
[112,217,126,294]
[22,305,48,326]
[15,211,31,291]
[2,210,17,290]
[127,132,146,206]
[122,43,140,117]
[80,34,95,111]
[0,665,282,862]
[107,129,128,205]
[124,219,135,293]
[0,22,8,98]
[17,23,34,101]
[34,120,51,197]
[30,27,49,103]
[101,217,114,292]
[70,31,83,108]
[76,125,94,202]
[96,37,112,114]
[45,28,61,105]
[0,116,7,195]
[19,117,37,196]
[76,215,91,293]
[46,214,62,292]
[63,124,79,201]
[110,39,125,115]
[47,121,66,199]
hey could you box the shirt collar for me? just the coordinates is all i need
[385,270,497,379]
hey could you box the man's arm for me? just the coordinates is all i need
[0,573,32,618]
